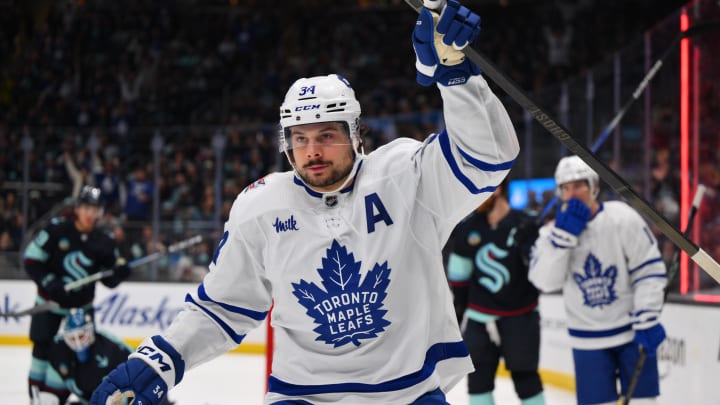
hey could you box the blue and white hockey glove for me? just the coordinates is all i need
[412,0,481,86]
[633,323,666,356]
[550,198,591,248]
[90,335,185,405]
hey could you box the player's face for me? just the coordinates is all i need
[289,122,355,192]
[558,180,593,206]
[74,205,101,233]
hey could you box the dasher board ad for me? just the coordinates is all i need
[0,280,267,345]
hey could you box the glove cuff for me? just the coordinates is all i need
[632,310,661,330]
[130,335,186,390]
[436,59,481,86]
[549,227,579,248]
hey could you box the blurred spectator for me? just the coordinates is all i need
[0,230,16,251]
[0,0,713,287]
[123,166,153,222]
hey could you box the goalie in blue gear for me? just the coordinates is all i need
[31,308,176,404]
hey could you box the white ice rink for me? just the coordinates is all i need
[0,346,577,404]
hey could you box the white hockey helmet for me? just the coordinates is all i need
[554,155,600,199]
[278,74,362,154]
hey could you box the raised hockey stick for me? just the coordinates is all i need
[63,234,204,292]
[536,21,720,223]
[621,184,705,405]
[403,0,720,283]
[1,300,59,319]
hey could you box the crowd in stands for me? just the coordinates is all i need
[1,0,718,288]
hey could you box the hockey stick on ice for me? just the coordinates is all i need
[621,346,647,405]
[63,235,204,292]
[403,0,720,283]
[1,300,60,319]
[536,21,720,223]
[621,184,704,405]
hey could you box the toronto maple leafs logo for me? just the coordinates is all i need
[573,254,618,308]
[292,240,391,348]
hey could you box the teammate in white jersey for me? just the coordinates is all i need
[528,156,667,405]
[91,1,520,404]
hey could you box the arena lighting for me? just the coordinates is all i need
[691,294,720,304]
[679,10,690,295]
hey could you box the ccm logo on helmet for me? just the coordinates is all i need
[295,104,320,111]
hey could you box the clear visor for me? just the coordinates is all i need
[283,122,352,151]
[63,323,94,352]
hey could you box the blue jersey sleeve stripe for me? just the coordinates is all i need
[631,273,667,287]
[633,309,660,317]
[628,257,664,275]
[268,341,468,396]
[457,146,514,172]
[437,130,504,194]
[197,283,268,321]
[568,323,632,338]
[185,294,246,344]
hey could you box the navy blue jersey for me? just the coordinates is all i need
[24,217,123,307]
[447,209,539,316]
[47,331,133,402]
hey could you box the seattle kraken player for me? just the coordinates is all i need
[91,2,520,404]
[447,180,545,405]
[529,156,667,405]
[24,186,131,401]
[32,308,140,405]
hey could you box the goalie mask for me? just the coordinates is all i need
[60,308,95,362]
[278,74,364,195]
[554,155,600,200]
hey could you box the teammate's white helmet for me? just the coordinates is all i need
[554,155,600,199]
[278,74,362,153]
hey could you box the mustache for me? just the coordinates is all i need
[303,160,330,168]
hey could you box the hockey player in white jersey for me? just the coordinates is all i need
[91,1,519,404]
[528,156,667,405]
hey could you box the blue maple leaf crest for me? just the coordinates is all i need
[291,240,391,348]
[573,253,618,308]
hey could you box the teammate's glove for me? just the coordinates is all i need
[633,323,666,356]
[550,198,591,248]
[41,274,73,307]
[113,257,131,280]
[513,220,540,245]
[90,335,185,405]
[412,0,481,86]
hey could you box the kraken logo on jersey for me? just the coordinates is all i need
[292,240,391,348]
[475,243,510,293]
[573,253,618,308]
[63,251,93,281]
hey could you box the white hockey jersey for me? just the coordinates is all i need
[160,75,519,404]
[529,201,667,350]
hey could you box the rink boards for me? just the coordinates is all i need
[2,279,719,402]
[0,280,266,352]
